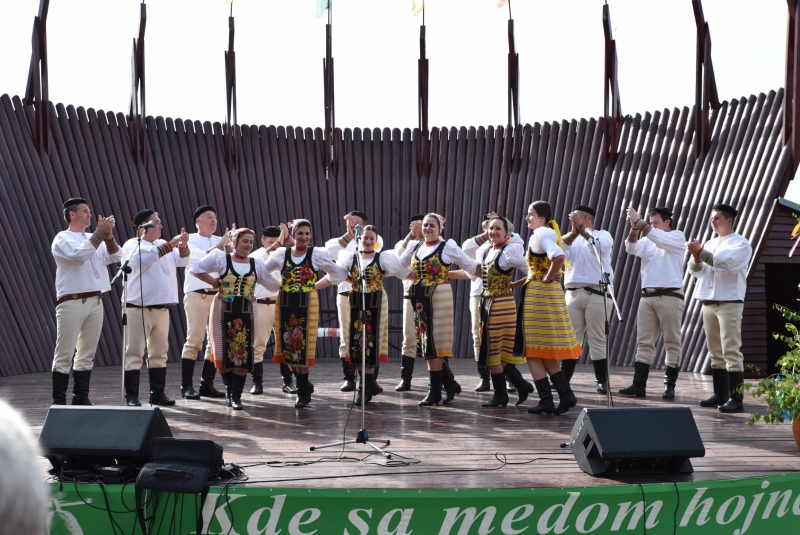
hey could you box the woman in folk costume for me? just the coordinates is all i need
[321,225,411,404]
[190,228,280,410]
[513,201,582,415]
[459,216,534,407]
[400,213,479,406]
[264,219,348,408]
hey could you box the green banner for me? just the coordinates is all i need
[48,473,800,534]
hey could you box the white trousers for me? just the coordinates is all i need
[401,296,416,357]
[52,296,103,373]
[252,301,276,364]
[635,294,684,367]
[702,302,745,372]
[566,287,611,361]
[469,294,482,360]
[180,291,215,361]
[124,308,170,371]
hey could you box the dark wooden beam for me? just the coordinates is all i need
[128,2,147,168]
[692,0,720,159]
[417,24,430,179]
[23,0,50,156]
[323,3,336,182]
[786,0,800,176]
[602,4,622,168]
[224,15,238,174]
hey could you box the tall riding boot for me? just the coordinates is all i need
[280,363,297,393]
[180,359,200,400]
[442,361,462,404]
[504,364,534,406]
[551,371,577,415]
[357,372,380,405]
[482,373,509,407]
[504,363,518,393]
[663,366,679,400]
[295,372,312,408]
[618,361,650,397]
[419,370,443,406]
[340,359,356,391]
[373,365,384,393]
[148,367,176,406]
[224,372,233,407]
[528,378,555,414]
[199,360,226,398]
[592,359,609,394]
[718,371,744,413]
[230,373,246,410]
[249,362,264,395]
[124,370,141,406]
[395,355,416,391]
[560,359,578,382]
[699,368,730,407]
[71,370,94,406]
[475,365,491,392]
[52,371,70,406]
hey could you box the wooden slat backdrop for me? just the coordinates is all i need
[0,89,792,377]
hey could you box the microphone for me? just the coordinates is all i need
[138,221,157,229]
[583,228,598,240]
[354,224,363,237]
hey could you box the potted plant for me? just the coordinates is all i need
[744,303,800,447]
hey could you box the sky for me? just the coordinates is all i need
[1,0,797,197]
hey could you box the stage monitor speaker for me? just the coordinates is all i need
[38,406,172,469]
[567,407,705,477]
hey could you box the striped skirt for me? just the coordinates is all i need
[479,294,527,367]
[411,283,454,359]
[514,280,582,360]
[272,290,319,368]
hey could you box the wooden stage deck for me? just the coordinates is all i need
[4,359,799,489]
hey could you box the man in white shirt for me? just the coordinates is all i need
[562,205,615,394]
[51,197,122,405]
[393,214,424,391]
[688,203,753,413]
[179,205,231,400]
[249,225,296,395]
[620,207,686,399]
[122,209,190,407]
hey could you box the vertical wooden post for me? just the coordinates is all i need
[128,2,147,168]
[786,0,800,176]
[602,4,622,168]
[507,15,521,178]
[692,0,719,159]
[323,2,336,181]
[224,15,238,174]
[24,0,51,156]
[418,23,430,179]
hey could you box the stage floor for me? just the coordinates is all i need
[4,359,798,489]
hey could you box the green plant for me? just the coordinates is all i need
[744,304,800,425]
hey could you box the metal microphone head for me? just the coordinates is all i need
[354,224,363,237]
[139,221,157,229]
[584,228,597,239]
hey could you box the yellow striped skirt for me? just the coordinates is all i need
[515,280,582,360]
[481,294,526,367]
[413,283,454,359]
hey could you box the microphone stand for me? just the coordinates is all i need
[311,229,392,458]
[112,233,140,406]
[587,231,623,408]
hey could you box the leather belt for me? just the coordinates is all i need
[566,287,608,297]
[55,291,101,306]
[191,289,217,296]
[126,303,170,310]
[641,288,684,299]
[256,298,277,305]
[701,300,744,306]
[339,291,351,297]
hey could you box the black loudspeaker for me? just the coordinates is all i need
[39,406,172,469]
[567,407,705,476]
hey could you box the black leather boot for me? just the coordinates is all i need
[280,363,297,393]
[528,378,555,414]
[419,370,443,406]
[504,364,534,406]
[551,371,577,415]
[560,359,578,382]
[442,361,462,404]
[148,367,175,406]
[295,372,312,408]
[224,372,232,406]
[124,370,141,406]
[199,360,226,398]
[718,371,744,413]
[592,359,608,394]
[504,363,518,393]
[230,373,246,410]
[482,372,509,407]
[71,370,94,406]
[373,365,383,394]
[618,361,650,397]
[52,371,70,406]
[356,372,380,405]
[663,366,679,400]
[475,365,491,392]
[395,355,415,391]
[180,359,200,399]
[699,368,730,407]
[340,359,356,391]
[250,362,264,395]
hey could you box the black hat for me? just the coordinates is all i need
[650,207,673,220]
[192,205,216,220]
[408,214,424,224]
[132,209,155,228]
[347,210,368,222]
[262,226,281,238]
[574,205,596,217]
[63,197,88,209]
[712,203,738,218]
